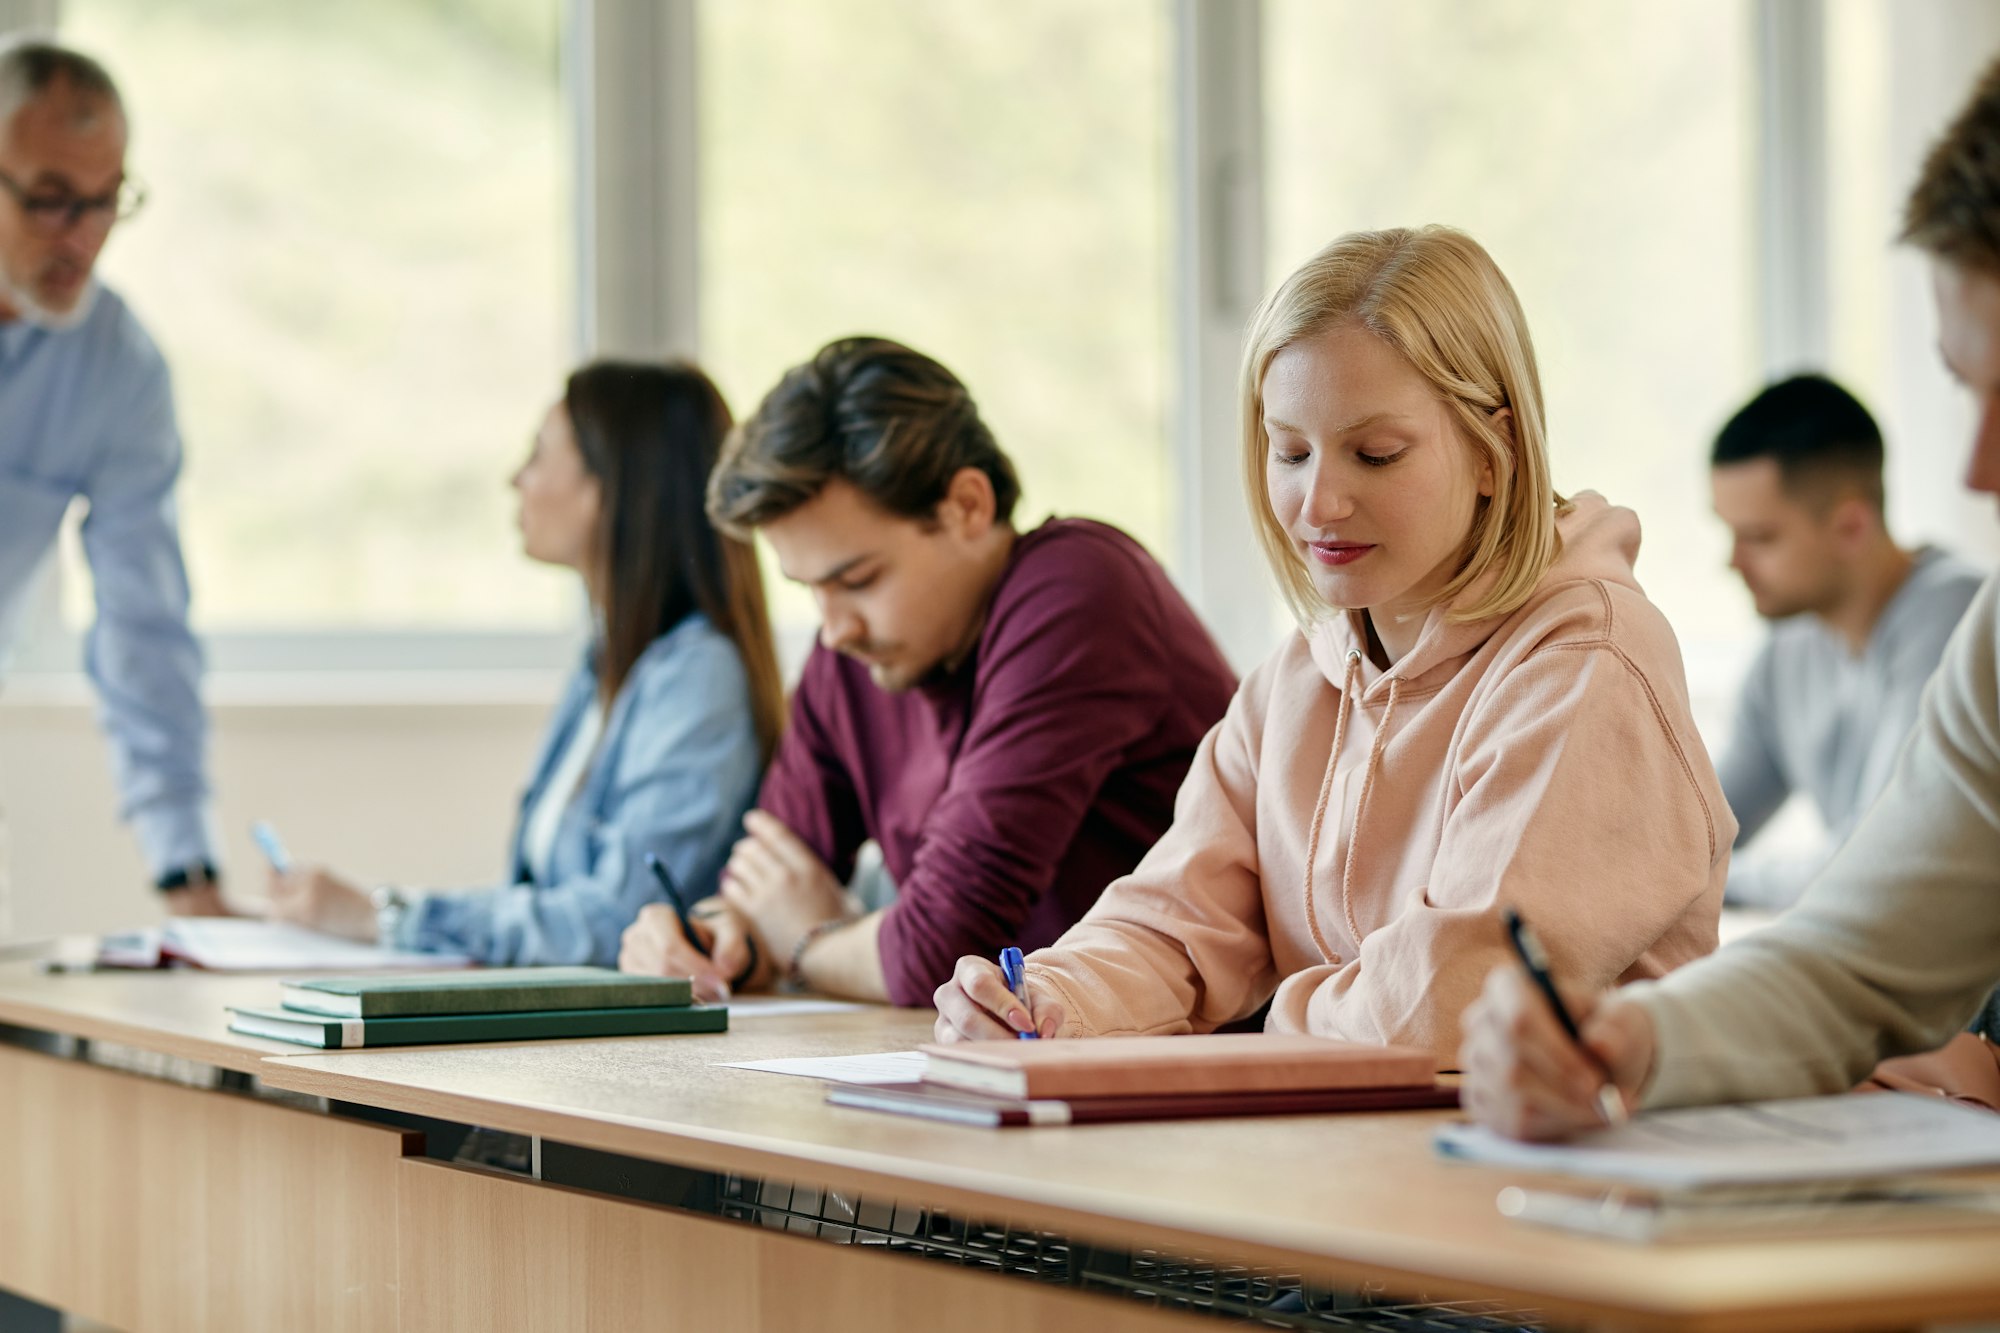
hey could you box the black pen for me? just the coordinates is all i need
[645,853,711,960]
[1502,908,1628,1126]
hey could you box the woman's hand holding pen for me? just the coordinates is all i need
[1457,966,1658,1142]
[266,866,378,942]
[619,896,768,1002]
[932,955,1066,1043]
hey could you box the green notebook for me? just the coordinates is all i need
[228,1002,727,1049]
[278,966,693,1018]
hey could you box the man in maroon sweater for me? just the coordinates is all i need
[618,336,1236,1005]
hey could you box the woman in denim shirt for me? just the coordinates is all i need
[268,362,785,965]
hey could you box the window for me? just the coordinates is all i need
[1264,1,1763,678]
[1824,0,1999,568]
[60,0,576,638]
[26,0,1971,694]
[696,0,1175,635]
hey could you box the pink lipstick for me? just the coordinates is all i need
[1308,541,1374,567]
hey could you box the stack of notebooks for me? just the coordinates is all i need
[226,966,726,1048]
[828,1033,1457,1127]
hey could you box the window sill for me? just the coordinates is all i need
[0,670,568,710]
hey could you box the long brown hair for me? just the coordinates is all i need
[565,361,785,762]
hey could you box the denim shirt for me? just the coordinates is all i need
[0,285,213,875]
[394,612,762,965]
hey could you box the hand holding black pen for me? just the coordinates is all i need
[620,853,762,1000]
[645,853,712,960]
[1501,909,1629,1127]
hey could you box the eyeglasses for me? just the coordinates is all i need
[0,168,147,237]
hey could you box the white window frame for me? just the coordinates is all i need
[1173,0,1278,671]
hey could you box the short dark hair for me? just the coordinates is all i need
[0,39,122,128]
[706,335,1021,538]
[1711,374,1886,512]
[1903,53,2000,273]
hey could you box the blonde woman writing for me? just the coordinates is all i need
[934,226,1730,1064]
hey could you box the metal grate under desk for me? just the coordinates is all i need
[719,1174,1551,1331]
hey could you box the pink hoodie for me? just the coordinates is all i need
[1025,493,1731,1066]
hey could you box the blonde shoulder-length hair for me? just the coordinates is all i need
[1241,226,1568,627]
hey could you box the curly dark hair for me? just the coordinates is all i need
[1903,54,2000,272]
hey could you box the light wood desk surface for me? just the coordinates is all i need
[0,962,304,1071]
[6,966,2000,1330]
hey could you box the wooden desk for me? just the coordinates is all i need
[4,968,1999,1332]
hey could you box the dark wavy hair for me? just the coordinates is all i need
[705,335,1021,538]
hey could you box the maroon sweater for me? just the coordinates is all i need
[759,518,1238,1006]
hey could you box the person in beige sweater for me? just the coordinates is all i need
[933,226,1731,1066]
[1458,55,2000,1140]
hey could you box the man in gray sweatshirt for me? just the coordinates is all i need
[1710,375,1983,909]
[1459,52,2000,1140]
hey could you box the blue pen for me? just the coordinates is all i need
[998,946,1038,1040]
[250,821,291,873]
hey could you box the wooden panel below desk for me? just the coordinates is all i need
[0,1044,414,1333]
[397,1157,1205,1332]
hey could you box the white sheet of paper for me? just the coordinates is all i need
[726,998,871,1018]
[1435,1092,2000,1187]
[101,919,470,972]
[718,1050,927,1085]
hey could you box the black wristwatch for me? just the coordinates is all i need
[156,861,221,893]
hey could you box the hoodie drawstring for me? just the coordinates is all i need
[1302,647,1398,963]
[1302,650,1360,962]
[1340,677,1398,946]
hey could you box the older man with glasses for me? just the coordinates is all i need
[0,37,226,916]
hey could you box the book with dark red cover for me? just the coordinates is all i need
[827,1081,1459,1127]
[918,1033,1436,1100]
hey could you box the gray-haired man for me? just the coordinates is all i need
[0,38,226,914]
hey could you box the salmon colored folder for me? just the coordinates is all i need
[918,1033,1437,1100]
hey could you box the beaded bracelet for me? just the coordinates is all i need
[787,913,856,988]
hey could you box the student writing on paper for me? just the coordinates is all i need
[617,336,1237,1003]
[267,362,784,966]
[934,228,1730,1066]
[1459,63,2000,1139]
[1707,376,1980,911]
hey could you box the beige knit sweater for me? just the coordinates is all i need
[1630,573,2000,1108]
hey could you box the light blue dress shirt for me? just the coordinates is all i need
[392,612,764,966]
[0,283,213,878]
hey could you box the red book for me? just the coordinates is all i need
[827,1081,1458,1127]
